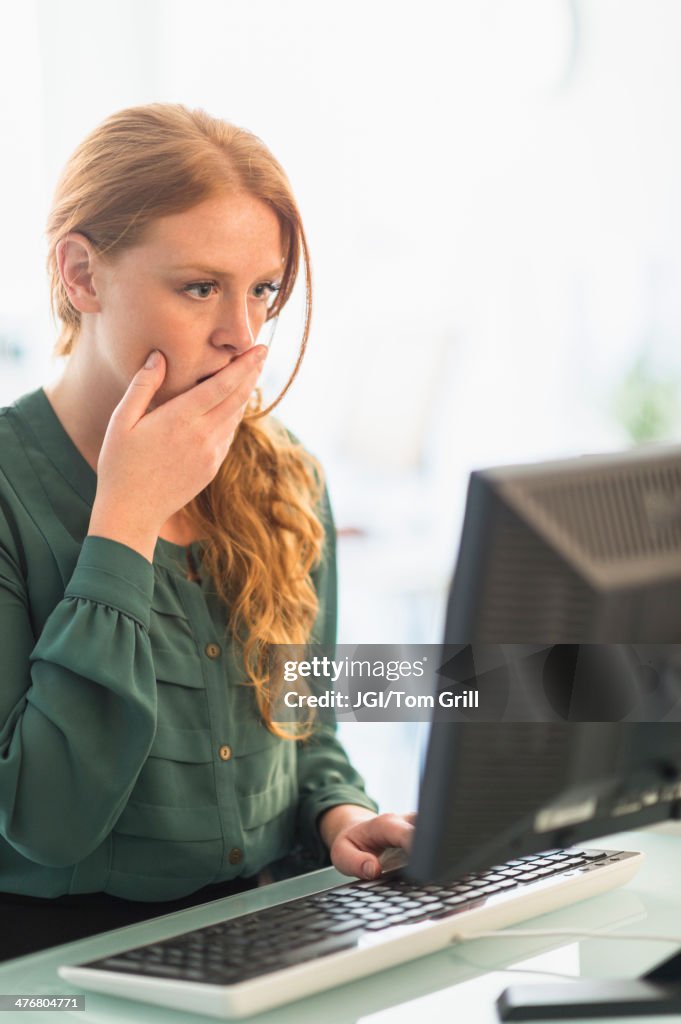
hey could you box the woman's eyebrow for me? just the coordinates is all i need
[170,263,284,279]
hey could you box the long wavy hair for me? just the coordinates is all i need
[46,103,325,738]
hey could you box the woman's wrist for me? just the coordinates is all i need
[317,804,377,850]
[88,502,159,564]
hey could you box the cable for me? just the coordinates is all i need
[488,967,580,981]
[449,925,681,984]
[449,947,581,983]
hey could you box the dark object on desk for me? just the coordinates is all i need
[497,949,681,1020]
[409,439,681,884]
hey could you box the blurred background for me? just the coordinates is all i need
[1,0,680,814]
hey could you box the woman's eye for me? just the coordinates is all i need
[184,281,218,299]
[252,281,281,308]
[183,280,280,306]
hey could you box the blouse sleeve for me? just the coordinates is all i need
[293,484,379,867]
[0,519,158,869]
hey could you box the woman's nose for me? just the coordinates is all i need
[210,295,261,355]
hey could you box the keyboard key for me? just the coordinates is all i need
[403,908,437,921]
[327,920,364,934]
[419,900,446,912]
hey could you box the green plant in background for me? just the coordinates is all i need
[612,354,681,444]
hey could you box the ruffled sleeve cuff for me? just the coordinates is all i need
[65,536,155,630]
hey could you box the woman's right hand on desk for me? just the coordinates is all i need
[88,345,267,560]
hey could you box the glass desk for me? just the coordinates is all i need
[1,828,680,1024]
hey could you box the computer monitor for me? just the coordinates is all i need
[407,442,681,884]
[445,442,681,644]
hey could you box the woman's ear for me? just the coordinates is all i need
[57,233,102,314]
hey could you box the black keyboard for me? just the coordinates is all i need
[84,848,615,986]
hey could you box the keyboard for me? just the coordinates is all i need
[58,847,643,1019]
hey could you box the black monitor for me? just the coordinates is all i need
[408,442,681,885]
[445,442,681,645]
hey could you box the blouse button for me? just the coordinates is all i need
[228,847,243,865]
[205,642,222,659]
[218,744,232,761]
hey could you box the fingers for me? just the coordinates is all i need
[330,813,416,880]
[362,813,415,851]
[113,349,167,427]
[118,344,267,433]
[331,837,383,881]
[193,345,268,418]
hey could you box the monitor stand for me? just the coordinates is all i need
[497,948,681,1020]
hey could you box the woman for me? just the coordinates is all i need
[0,103,413,961]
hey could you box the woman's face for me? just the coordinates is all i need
[80,192,284,406]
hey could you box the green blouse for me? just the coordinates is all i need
[0,388,377,902]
